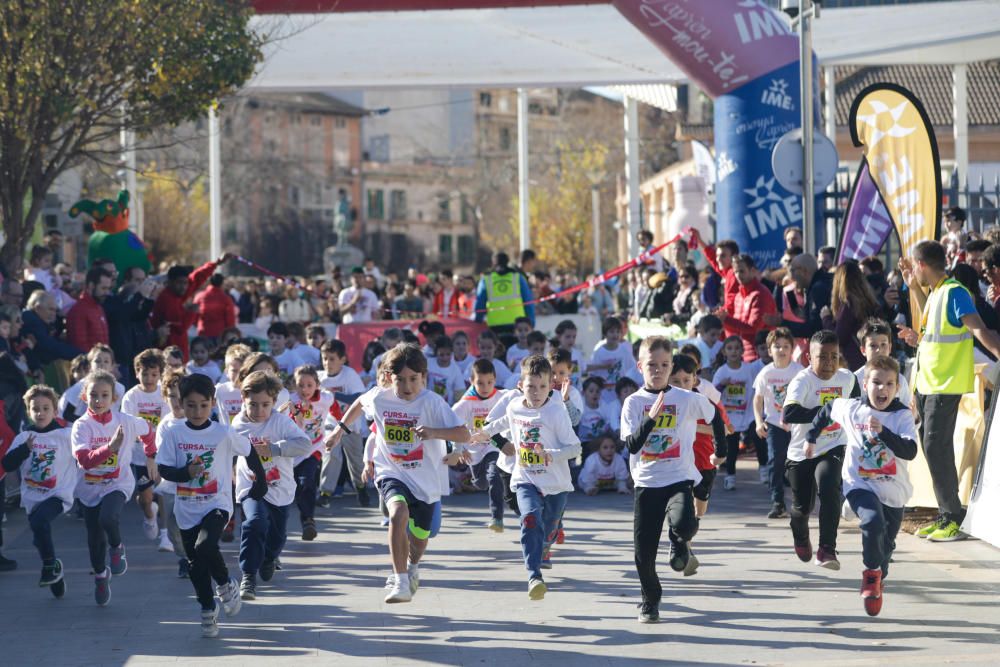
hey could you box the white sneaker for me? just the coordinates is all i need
[201,605,220,638]
[407,564,420,595]
[723,475,737,491]
[841,499,857,522]
[142,506,159,541]
[216,578,242,617]
[384,574,396,589]
[683,550,700,577]
[157,530,172,553]
[758,467,770,484]
[384,578,412,604]
[528,577,547,601]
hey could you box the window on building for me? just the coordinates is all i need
[437,195,451,222]
[528,102,542,115]
[390,189,407,220]
[289,186,300,207]
[367,189,384,220]
[479,92,492,107]
[311,115,321,126]
[335,117,347,128]
[499,127,511,151]
[457,235,476,265]
[439,235,453,263]
[460,194,469,224]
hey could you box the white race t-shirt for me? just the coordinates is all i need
[832,399,918,508]
[155,419,251,529]
[506,344,531,372]
[338,286,379,323]
[290,343,322,368]
[485,389,520,474]
[577,402,621,441]
[621,387,713,489]
[319,365,366,431]
[426,358,466,405]
[186,360,223,383]
[154,414,182,494]
[454,354,476,377]
[451,389,507,466]
[578,451,629,493]
[71,412,151,507]
[712,363,757,432]
[285,390,336,465]
[855,367,911,407]
[8,426,76,513]
[785,367,857,462]
[215,380,243,424]
[232,411,310,507]
[589,341,637,401]
[361,387,463,504]
[273,348,305,384]
[120,385,170,461]
[752,362,804,427]
[485,395,581,495]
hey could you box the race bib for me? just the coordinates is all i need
[84,452,120,484]
[472,415,486,431]
[818,387,842,406]
[518,445,545,467]
[385,419,423,466]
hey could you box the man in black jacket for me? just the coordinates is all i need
[764,253,831,338]
[104,265,161,387]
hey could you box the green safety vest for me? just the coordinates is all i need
[485,271,526,327]
[915,278,974,395]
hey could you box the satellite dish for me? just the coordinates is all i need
[771,129,839,195]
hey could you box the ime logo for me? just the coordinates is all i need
[761,79,794,111]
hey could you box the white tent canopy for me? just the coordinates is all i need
[246,1,1000,92]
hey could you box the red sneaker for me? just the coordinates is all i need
[861,569,883,616]
[794,539,813,563]
[221,517,236,543]
[555,529,565,545]
[814,545,841,570]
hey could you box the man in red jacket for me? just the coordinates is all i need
[66,267,113,353]
[151,254,231,360]
[702,238,741,318]
[432,270,461,318]
[718,254,776,362]
[193,272,236,341]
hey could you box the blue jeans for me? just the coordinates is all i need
[514,484,568,580]
[239,497,289,576]
[766,426,791,505]
[847,489,903,575]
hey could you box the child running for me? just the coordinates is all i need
[551,320,584,388]
[782,330,860,570]
[156,370,191,577]
[472,330,512,388]
[325,343,470,604]
[286,366,335,541]
[623,336,726,623]
[752,328,804,519]
[807,355,917,616]
[587,316,636,403]
[505,317,535,371]
[579,434,630,496]
[426,335,465,404]
[477,354,581,600]
[452,331,476,378]
[317,339,368,508]
[187,337,223,382]
[59,344,125,421]
[71,370,153,605]
[856,319,912,406]
[712,335,757,490]
[1,386,74,598]
[215,343,254,423]
[155,373,249,637]
[232,371,311,600]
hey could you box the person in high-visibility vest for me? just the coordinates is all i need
[475,252,535,339]
[898,240,1000,542]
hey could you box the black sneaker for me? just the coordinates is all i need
[767,503,786,519]
[39,559,64,587]
[240,573,256,601]
[0,553,17,571]
[302,518,318,541]
[638,602,660,624]
[177,558,190,578]
[50,576,66,599]
[669,540,689,572]
[260,559,276,582]
[316,492,332,509]
[357,486,371,507]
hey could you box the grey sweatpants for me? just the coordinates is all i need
[320,432,365,492]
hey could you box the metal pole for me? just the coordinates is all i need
[517,88,530,253]
[823,66,836,246]
[591,185,601,274]
[120,121,138,235]
[208,106,222,260]
[953,63,969,209]
[800,0,815,255]
[624,96,641,257]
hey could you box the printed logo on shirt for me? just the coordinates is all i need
[289,401,323,443]
[517,423,546,469]
[858,438,897,479]
[177,446,218,498]
[430,375,448,397]
[26,449,57,490]
[771,382,790,412]
[384,417,424,467]
[249,436,282,485]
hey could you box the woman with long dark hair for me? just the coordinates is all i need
[824,261,880,371]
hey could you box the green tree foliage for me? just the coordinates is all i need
[0,0,263,269]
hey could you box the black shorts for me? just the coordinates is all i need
[376,478,434,540]
[693,468,717,501]
[131,463,155,493]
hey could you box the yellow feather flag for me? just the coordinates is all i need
[849,83,942,259]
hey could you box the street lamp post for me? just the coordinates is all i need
[587,169,607,276]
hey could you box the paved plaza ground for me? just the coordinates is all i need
[2,466,999,666]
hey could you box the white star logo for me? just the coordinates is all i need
[744,175,784,208]
[857,99,916,148]
[769,79,788,96]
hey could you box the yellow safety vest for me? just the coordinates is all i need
[485,271,526,327]
[915,278,974,395]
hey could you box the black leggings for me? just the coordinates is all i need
[180,509,231,611]
[786,446,845,549]
[633,481,698,607]
[496,467,520,516]
[294,456,320,522]
[83,491,126,572]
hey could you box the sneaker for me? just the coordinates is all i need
[39,559,64,587]
[217,577,242,617]
[201,605,220,638]
[723,475,736,491]
[0,554,17,571]
[94,569,111,606]
[380,516,390,527]
[108,544,127,576]
[178,558,190,579]
[142,502,159,540]
[637,602,660,624]
[758,467,770,484]
[407,565,420,594]
[683,550,700,577]
[528,577,547,601]
[814,545,841,570]
[555,528,565,544]
[767,503,786,519]
[50,576,66,599]
[302,518,318,541]
[384,574,396,589]
[316,492,332,509]
[927,520,967,543]
[221,517,235,543]
[841,499,857,522]
[157,530,172,553]
[260,559,276,582]
[488,520,504,533]
[240,573,256,601]
[794,538,813,563]
[357,486,371,507]
[384,578,412,604]
[916,516,945,538]
[861,568,883,617]
[669,541,690,572]
[274,558,282,571]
